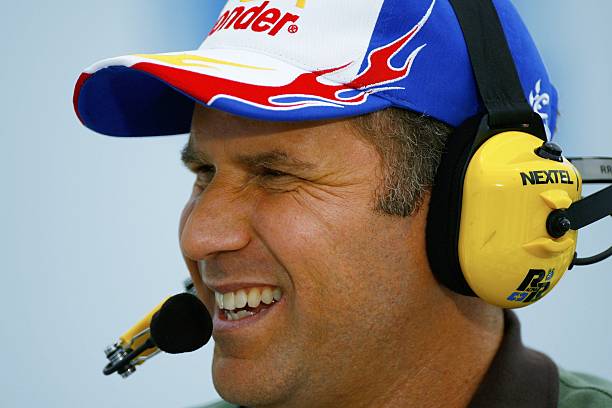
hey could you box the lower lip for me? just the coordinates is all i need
[212,297,285,333]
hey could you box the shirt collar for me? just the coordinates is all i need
[468,310,559,408]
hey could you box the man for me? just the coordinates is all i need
[73,0,612,407]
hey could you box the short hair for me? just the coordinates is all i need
[350,108,453,217]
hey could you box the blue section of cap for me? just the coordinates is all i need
[359,0,557,135]
[78,66,194,137]
[358,0,479,128]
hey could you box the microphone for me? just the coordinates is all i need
[150,293,213,354]
[103,291,212,377]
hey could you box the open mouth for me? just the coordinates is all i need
[215,286,282,321]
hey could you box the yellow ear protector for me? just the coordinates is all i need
[426,0,612,308]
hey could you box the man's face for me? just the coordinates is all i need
[180,106,435,407]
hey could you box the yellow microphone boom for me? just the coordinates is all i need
[102,278,198,378]
[103,297,169,378]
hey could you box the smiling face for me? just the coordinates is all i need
[179,105,446,408]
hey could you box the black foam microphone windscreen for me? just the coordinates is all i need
[149,293,213,354]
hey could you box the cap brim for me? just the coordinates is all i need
[73,48,393,137]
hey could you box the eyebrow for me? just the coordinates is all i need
[181,141,317,173]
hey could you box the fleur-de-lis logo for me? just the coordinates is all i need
[529,79,552,138]
[529,79,551,124]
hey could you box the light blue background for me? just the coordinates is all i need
[1,1,610,407]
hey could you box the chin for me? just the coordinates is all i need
[212,350,301,408]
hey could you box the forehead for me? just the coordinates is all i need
[188,106,377,167]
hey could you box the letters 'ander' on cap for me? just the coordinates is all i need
[73,0,557,137]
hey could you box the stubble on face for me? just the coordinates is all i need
[179,106,447,408]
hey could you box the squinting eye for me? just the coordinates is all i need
[260,168,289,178]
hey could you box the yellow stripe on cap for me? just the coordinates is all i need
[134,54,274,71]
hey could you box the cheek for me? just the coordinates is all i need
[252,192,382,309]
[254,192,350,273]
[252,190,421,333]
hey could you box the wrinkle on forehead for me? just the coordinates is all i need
[187,105,381,182]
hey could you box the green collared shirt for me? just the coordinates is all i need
[196,312,612,408]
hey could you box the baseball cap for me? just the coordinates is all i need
[73,0,557,138]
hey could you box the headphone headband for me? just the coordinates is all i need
[448,0,546,138]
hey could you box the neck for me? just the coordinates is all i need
[355,297,504,408]
[250,297,503,408]
[285,295,503,408]
[247,276,504,408]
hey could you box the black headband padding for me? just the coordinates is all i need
[426,116,481,296]
[448,0,544,136]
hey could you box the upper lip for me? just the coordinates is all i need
[199,261,281,294]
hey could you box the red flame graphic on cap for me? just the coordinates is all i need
[131,0,435,112]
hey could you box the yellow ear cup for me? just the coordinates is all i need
[458,132,582,308]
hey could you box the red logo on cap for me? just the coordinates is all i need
[210,1,301,37]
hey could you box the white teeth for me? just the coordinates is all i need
[223,292,236,311]
[247,287,262,308]
[261,287,273,305]
[215,292,224,309]
[213,286,283,317]
[236,310,253,319]
[226,310,255,321]
[235,289,247,309]
[273,288,282,301]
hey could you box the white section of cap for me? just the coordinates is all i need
[200,0,385,84]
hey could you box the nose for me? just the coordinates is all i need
[180,182,252,261]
